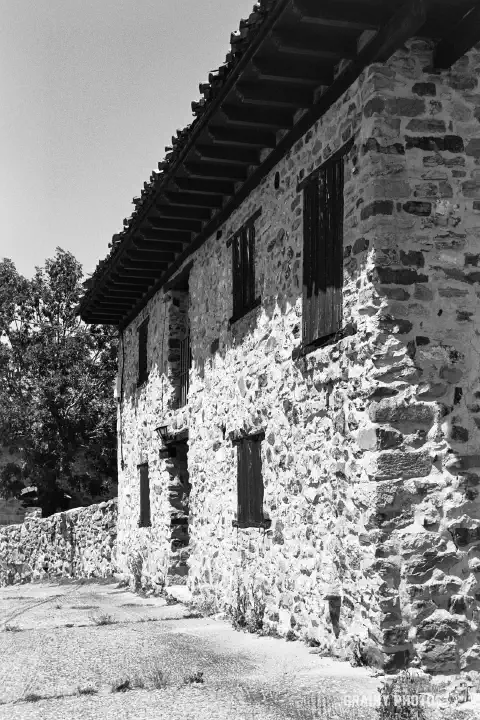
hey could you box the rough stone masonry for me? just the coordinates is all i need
[115,39,480,673]
[0,500,117,585]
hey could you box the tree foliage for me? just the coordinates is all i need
[0,249,117,515]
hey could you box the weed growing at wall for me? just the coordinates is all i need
[229,583,248,630]
[228,576,267,633]
[127,551,143,591]
[349,636,370,667]
[377,672,428,720]
[248,587,266,632]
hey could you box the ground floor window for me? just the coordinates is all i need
[138,463,151,527]
[233,432,270,529]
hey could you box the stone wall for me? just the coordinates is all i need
[0,499,117,585]
[116,39,480,672]
[358,40,480,673]
[116,53,382,652]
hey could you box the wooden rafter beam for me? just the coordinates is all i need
[93,301,133,311]
[115,267,161,279]
[88,302,126,310]
[173,177,236,195]
[98,291,143,301]
[154,204,212,221]
[109,276,153,288]
[100,284,144,295]
[221,103,292,129]
[135,229,191,245]
[272,28,357,60]
[131,241,187,256]
[147,216,203,232]
[164,191,224,208]
[236,81,313,108]
[208,125,277,148]
[195,144,260,165]
[291,0,385,31]
[125,249,177,263]
[252,55,333,86]
[121,259,169,272]
[184,161,248,181]
[434,4,480,69]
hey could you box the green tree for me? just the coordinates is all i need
[0,248,117,515]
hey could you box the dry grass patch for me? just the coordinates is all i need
[90,612,116,626]
[77,684,98,696]
[23,693,42,703]
[183,670,204,685]
[3,622,21,632]
[111,678,132,693]
[69,604,100,610]
[149,662,169,689]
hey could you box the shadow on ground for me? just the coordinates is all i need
[0,579,476,720]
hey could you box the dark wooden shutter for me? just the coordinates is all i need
[232,233,242,319]
[332,155,344,333]
[139,464,150,526]
[246,224,255,310]
[229,209,261,322]
[302,178,319,345]
[247,437,263,524]
[138,319,148,385]
[240,227,249,312]
[179,332,191,408]
[302,148,346,346]
[237,436,263,526]
[237,442,248,524]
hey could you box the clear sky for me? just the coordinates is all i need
[0,0,255,279]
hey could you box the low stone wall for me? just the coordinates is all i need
[0,499,117,585]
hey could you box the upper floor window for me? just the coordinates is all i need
[164,265,192,410]
[300,140,352,348]
[227,208,262,324]
[137,317,149,387]
[232,431,270,529]
[178,331,191,408]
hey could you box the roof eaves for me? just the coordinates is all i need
[79,0,288,317]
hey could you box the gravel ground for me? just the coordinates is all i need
[0,580,478,719]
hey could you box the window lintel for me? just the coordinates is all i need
[225,207,262,248]
[296,137,354,193]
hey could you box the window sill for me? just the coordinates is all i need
[228,297,261,326]
[292,324,356,360]
[232,518,271,530]
[137,375,149,389]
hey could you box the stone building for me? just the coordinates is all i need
[80,1,480,672]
